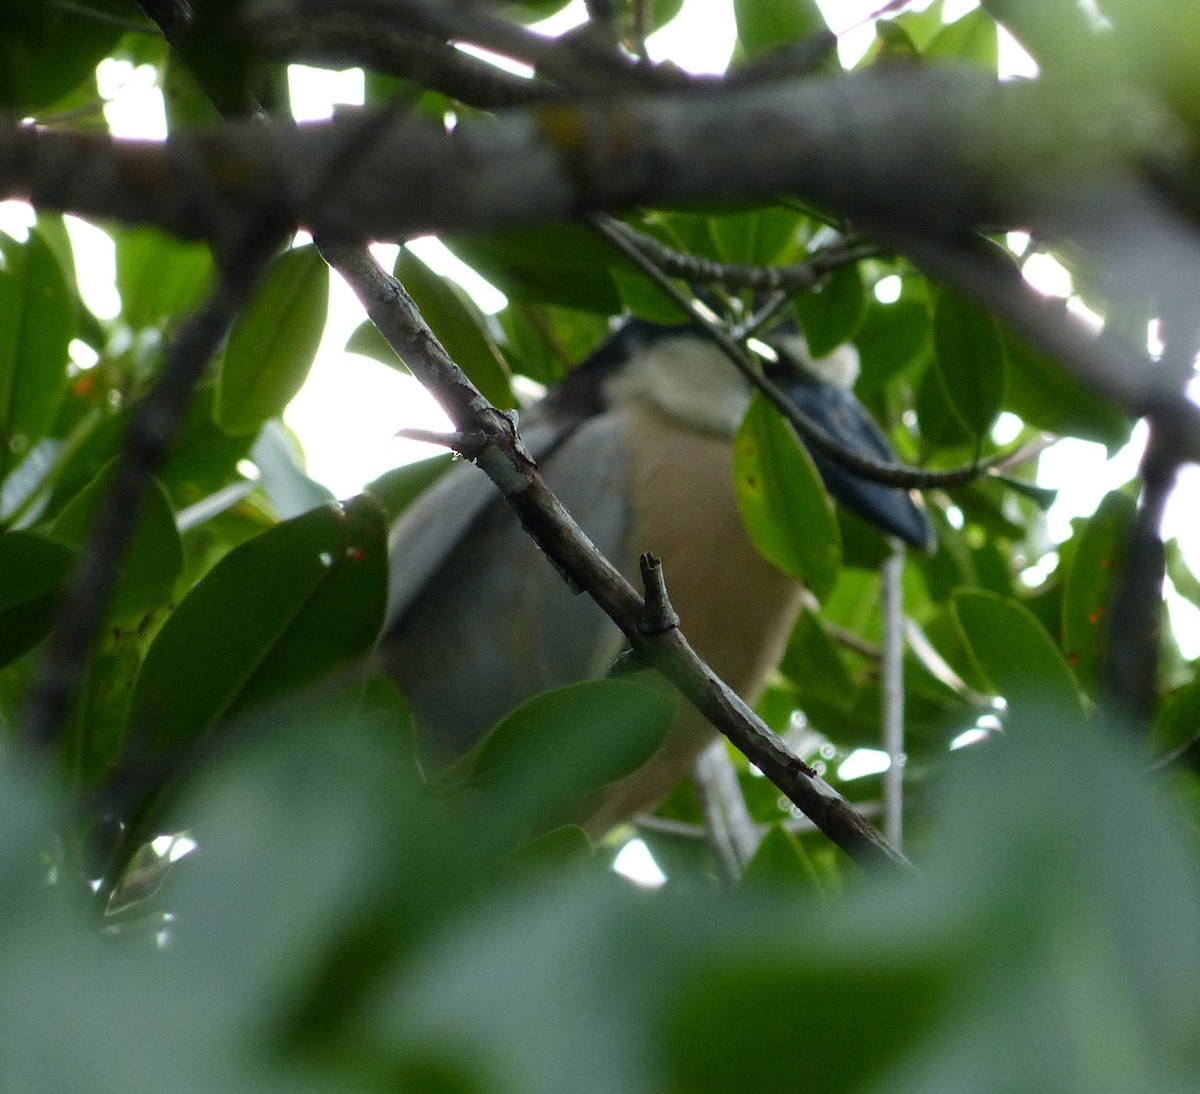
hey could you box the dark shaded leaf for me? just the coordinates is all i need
[933,288,1006,444]
[215,245,328,435]
[793,263,866,358]
[1003,327,1131,451]
[47,461,182,626]
[127,496,387,758]
[446,226,622,313]
[0,531,73,666]
[0,228,73,470]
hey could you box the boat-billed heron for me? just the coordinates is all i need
[377,319,932,835]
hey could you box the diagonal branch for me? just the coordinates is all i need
[321,239,912,872]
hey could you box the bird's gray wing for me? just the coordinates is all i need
[383,419,563,628]
[377,410,636,767]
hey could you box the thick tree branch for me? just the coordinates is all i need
[2,67,1180,257]
[321,240,911,871]
[5,64,1194,440]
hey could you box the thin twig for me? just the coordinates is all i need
[694,742,747,885]
[589,211,1020,491]
[599,216,888,294]
[880,541,906,850]
[1105,424,1175,726]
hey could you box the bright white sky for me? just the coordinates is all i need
[4,0,1199,653]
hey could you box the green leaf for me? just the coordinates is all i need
[854,294,931,396]
[667,951,940,1094]
[345,318,405,370]
[742,824,824,896]
[926,7,1000,68]
[933,288,1006,444]
[365,452,454,523]
[1003,327,1131,451]
[0,228,73,470]
[0,531,74,666]
[733,0,828,61]
[115,227,215,332]
[892,0,945,49]
[793,264,867,358]
[708,207,803,267]
[445,226,622,313]
[128,495,388,759]
[733,392,841,600]
[395,247,515,409]
[47,460,182,626]
[952,589,1083,715]
[872,19,922,61]
[1062,491,1134,696]
[1155,672,1200,754]
[494,302,610,386]
[779,607,854,707]
[0,1,120,112]
[215,245,328,435]
[466,679,675,834]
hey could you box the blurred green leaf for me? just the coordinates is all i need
[0,530,74,666]
[734,392,841,600]
[47,460,182,626]
[127,495,387,760]
[793,263,867,359]
[394,247,515,409]
[892,0,946,49]
[933,288,1007,444]
[0,228,73,472]
[0,1,120,112]
[115,227,215,332]
[215,245,328,435]
[853,293,931,397]
[926,7,999,67]
[952,589,1083,716]
[466,679,675,835]
[708,207,803,267]
[742,824,824,896]
[779,607,854,707]
[365,452,454,523]
[733,0,828,60]
[1003,327,1131,451]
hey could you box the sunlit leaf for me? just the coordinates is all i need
[734,392,841,600]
